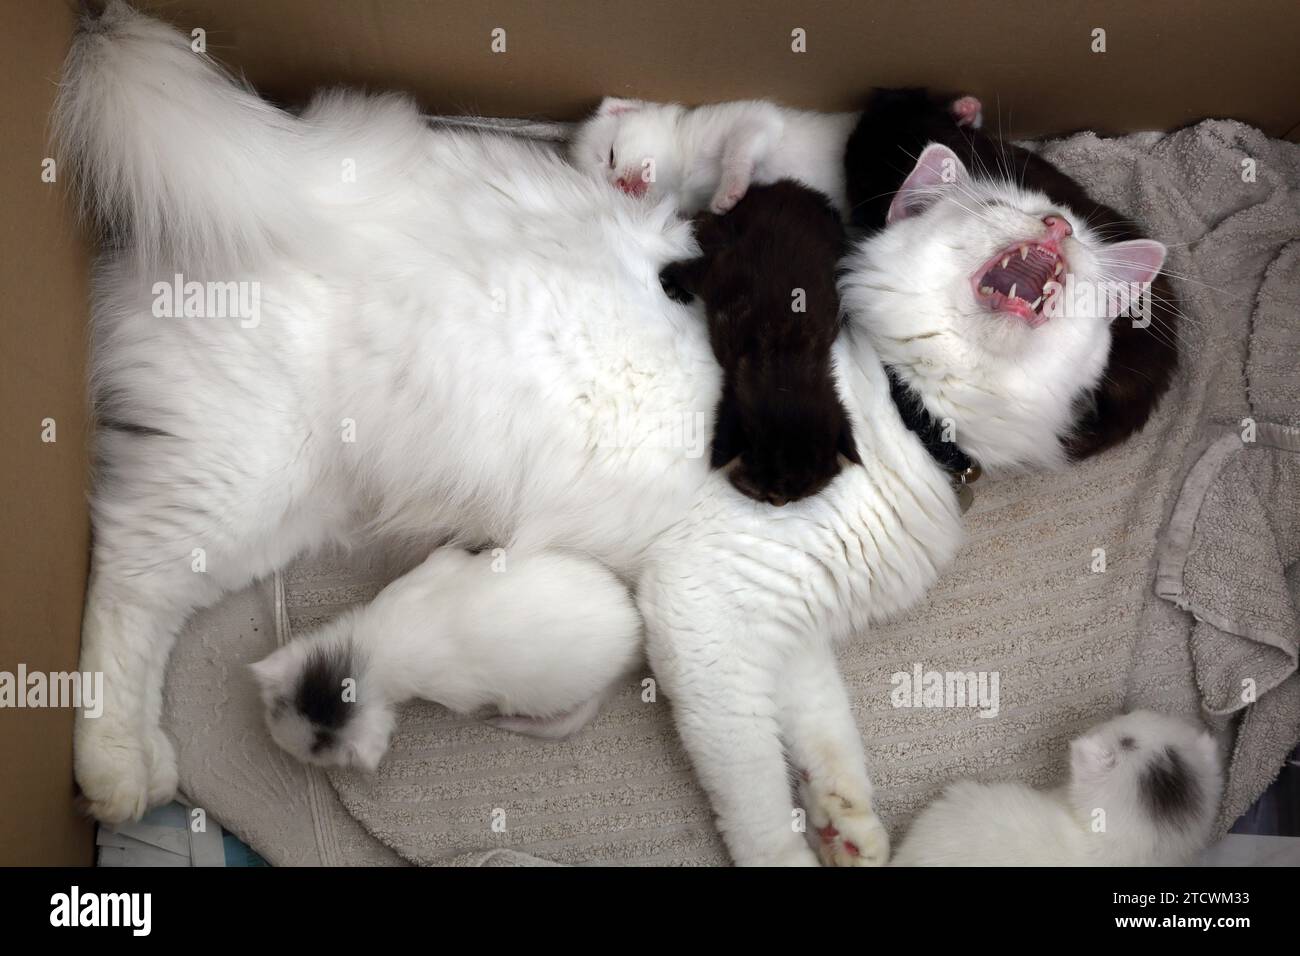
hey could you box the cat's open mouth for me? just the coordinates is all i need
[971,241,1067,327]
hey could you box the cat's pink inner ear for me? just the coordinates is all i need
[597,97,643,117]
[887,143,967,224]
[1104,238,1167,287]
[248,654,288,694]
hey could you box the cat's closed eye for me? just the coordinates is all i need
[608,147,616,169]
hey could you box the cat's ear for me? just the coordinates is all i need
[709,393,748,470]
[1070,736,1117,775]
[1102,238,1167,288]
[837,415,862,466]
[597,97,644,117]
[248,650,295,702]
[887,143,968,224]
[659,258,707,304]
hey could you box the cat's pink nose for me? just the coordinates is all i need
[1043,214,1072,239]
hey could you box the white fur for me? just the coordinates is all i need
[63,4,1143,865]
[569,97,858,215]
[892,711,1224,866]
[250,548,642,770]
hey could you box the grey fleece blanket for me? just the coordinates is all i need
[160,119,1300,866]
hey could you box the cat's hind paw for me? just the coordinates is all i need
[76,722,156,823]
[814,805,890,867]
[800,772,891,867]
[487,695,605,740]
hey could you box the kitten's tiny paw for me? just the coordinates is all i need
[709,186,746,215]
[488,696,604,740]
[951,95,983,129]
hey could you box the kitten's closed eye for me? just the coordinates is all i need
[608,147,615,169]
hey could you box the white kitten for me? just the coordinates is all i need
[250,548,642,771]
[569,97,857,215]
[892,711,1223,866]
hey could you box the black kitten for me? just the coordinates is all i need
[659,180,861,506]
[845,88,1179,459]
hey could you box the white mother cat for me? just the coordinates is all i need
[58,3,1170,865]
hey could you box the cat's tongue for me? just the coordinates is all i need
[972,241,1066,327]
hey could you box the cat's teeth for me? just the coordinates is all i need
[1001,255,1010,269]
[1054,261,1064,276]
[1020,245,1029,260]
[1031,295,1043,309]
[1009,284,1017,300]
[980,285,994,295]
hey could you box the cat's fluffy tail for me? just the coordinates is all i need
[54,1,307,272]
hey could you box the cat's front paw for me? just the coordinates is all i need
[658,263,696,304]
[801,773,890,867]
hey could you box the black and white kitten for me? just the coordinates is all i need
[891,711,1223,866]
[659,180,861,505]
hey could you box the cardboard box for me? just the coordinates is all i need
[1,0,1298,866]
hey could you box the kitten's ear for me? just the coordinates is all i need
[659,258,707,304]
[249,651,294,701]
[1070,736,1117,774]
[709,393,748,470]
[837,415,863,466]
[597,97,644,117]
[1103,238,1167,288]
[887,143,968,224]
[727,463,766,504]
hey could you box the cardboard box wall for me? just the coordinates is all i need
[2,0,1298,866]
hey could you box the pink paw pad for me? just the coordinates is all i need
[951,95,983,128]
[817,824,860,857]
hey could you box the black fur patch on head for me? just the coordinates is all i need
[1141,746,1201,826]
[295,645,355,730]
[1120,736,1137,751]
[845,88,1179,460]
